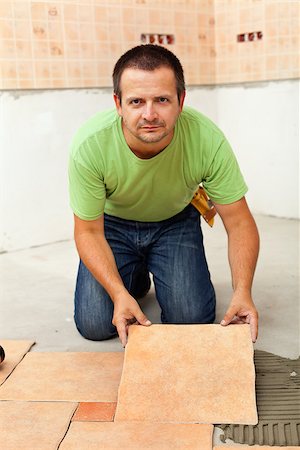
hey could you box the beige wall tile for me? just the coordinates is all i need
[32,21,48,40]
[15,39,32,58]
[80,41,95,59]
[31,2,47,21]
[18,61,34,79]
[49,42,64,57]
[95,5,108,23]
[0,0,298,90]
[14,20,31,39]
[19,79,34,88]
[64,21,79,41]
[3,78,19,89]
[63,4,78,22]
[48,20,63,40]
[50,61,65,79]
[1,60,17,78]
[78,3,93,22]
[67,61,81,79]
[0,2,13,19]
[35,60,51,79]
[32,40,49,58]
[0,19,14,39]
[13,2,30,20]
[0,39,16,58]
[51,78,66,88]
[80,22,94,41]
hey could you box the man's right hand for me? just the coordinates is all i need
[112,294,152,347]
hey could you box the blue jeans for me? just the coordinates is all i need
[74,204,216,341]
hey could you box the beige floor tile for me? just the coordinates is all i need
[0,400,77,450]
[60,422,213,449]
[0,352,123,402]
[0,340,35,385]
[115,324,257,424]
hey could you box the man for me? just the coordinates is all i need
[69,44,259,347]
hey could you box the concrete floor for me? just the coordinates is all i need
[0,213,299,446]
[1,213,298,357]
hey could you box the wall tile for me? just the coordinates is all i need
[0,2,13,19]
[15,40,32,58]
[0,0,298,90]
[13,2,30,20]
[0,19,14,39]
[1,39,16,58]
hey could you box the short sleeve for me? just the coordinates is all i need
[202,138,248,204]
[68,152,106,220]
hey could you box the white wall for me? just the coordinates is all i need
[0,80,298,252]
[0,89,114,253]
[214,80,299,218]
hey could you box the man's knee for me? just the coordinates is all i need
[74,316,117,341]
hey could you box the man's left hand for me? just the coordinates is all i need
[220,290,258,343]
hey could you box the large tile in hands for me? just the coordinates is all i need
[0,352,123,401]
[115,324,257,424]
[60,422,213,449]
[0,340,35,385]
[0,401,77,450]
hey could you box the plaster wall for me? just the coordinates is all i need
[0,79,298,252]
[214,80,299,218]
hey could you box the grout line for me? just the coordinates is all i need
[56,402,79,450]
[0,342,35,387]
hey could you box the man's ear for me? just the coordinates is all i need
[113,93,122,116]
[179,91,186,111]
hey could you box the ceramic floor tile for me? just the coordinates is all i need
[0,340,35,385]
[0,400,77,450]
[115,324,257,425]
[214,447,300,449]
[72,402,117,421]
[0,352,124,402]
[60,422,213,449]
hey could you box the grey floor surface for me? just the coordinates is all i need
[0,213,299,446]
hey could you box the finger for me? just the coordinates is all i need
[116,321,128,348]
[230,317,247,324]
[249,313,258,343]
[134,308,152,327]
[220,306,238,326]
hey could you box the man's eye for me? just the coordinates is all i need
[159,97,168,103]
[131,99,141,105]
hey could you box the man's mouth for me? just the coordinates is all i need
[140,125,163,130]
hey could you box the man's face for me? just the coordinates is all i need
[114,67,185,157]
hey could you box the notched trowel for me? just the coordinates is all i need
[191,186,216,227]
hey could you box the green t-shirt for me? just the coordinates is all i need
[69,106,247,221]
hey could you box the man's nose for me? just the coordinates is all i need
[142,103,158,122]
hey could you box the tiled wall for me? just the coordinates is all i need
[0,0,299,90]
[214,0,300,83]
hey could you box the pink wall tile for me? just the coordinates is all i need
[0,19,14,39]
[1,39,16,58]
[0,0,298,90]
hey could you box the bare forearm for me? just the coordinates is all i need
[75,231,127,302]
[73,214,151,346]
[227,215,260,293]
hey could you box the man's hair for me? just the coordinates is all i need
[112,44,185,103]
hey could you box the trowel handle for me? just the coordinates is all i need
[0,345,5,364]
